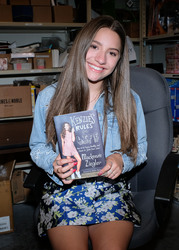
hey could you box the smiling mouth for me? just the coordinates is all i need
[88,63,104,72]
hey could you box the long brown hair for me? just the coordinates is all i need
[46,15,138,163]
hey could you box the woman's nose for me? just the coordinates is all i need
[95,51,106,64]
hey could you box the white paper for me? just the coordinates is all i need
[0,216,10,233]
[52,49,60,68]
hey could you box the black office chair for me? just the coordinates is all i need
[24,66,179,249]
[128,66,178,248]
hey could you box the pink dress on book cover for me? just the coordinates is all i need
[62,130,78,157]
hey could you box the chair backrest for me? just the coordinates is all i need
[128,66,173,192]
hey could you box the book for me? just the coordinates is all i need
[54,110,106,180]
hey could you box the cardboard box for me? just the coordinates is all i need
[0,6,12,22]
[0,85,32,118]
[11,57,33,70]
[52,6,73,23]
[11,169,31,204]
[34,51,52,69]
[33,6,52,23]
[0,160,15,234]
[10,0,30,5]
[30,0,51,6]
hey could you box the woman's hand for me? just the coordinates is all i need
[53,155,77,184]
[98,153,124,179]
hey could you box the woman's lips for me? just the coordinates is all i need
[88,63,104,72]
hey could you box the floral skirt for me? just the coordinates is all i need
[38,177,141,237]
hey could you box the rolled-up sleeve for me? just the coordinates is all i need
[29,85,63,185]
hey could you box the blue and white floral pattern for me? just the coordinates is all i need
[38,179,141,237]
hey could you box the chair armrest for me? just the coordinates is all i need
[155,153,179,225]
[23,164,45,189]
[23,164,48,204]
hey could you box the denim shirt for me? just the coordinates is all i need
[29,83,147,186]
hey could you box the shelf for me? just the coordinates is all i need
[0,68,63,77]
[131,38,140,43]
[163,74,179,79]
[144,33,179,44]
[0,22,85,33]
[0,116,33,121]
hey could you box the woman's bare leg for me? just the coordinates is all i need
[74,153,82,172]
[88,221,134,250]
[48,225,88,250]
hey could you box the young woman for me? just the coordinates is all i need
[29,15,147,250]
[60,122,81,179]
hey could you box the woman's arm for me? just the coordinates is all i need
[71,127,75,142]
[121,92,147,174]
[29,87,58,176]
[100,91,147,178]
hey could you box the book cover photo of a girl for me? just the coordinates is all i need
[60,122,82,179]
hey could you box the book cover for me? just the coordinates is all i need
[54,110,106,180]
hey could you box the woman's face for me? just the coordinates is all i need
[64,123,70,131]
[86,27,121,85]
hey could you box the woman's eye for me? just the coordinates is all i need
[110,51,117,57]
[90,44,98,49]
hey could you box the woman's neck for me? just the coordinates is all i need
[87,82,103,110]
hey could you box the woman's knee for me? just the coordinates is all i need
[47,225,89,250]
[89,221,133,250]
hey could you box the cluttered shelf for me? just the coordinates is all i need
[163,74,179,79]
[144,33,179,44]
[0,22,86,32]
[0,68,63,77]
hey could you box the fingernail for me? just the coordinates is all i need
[98,172,102,176]
[73,169,77,173]
[74,162,77,166]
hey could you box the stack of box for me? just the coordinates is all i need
[0,0,74,23]
[165,44,179,74]
[0,50,53,71]
[0,1,74,72]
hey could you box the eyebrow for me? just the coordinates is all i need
[92,40,120,53]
